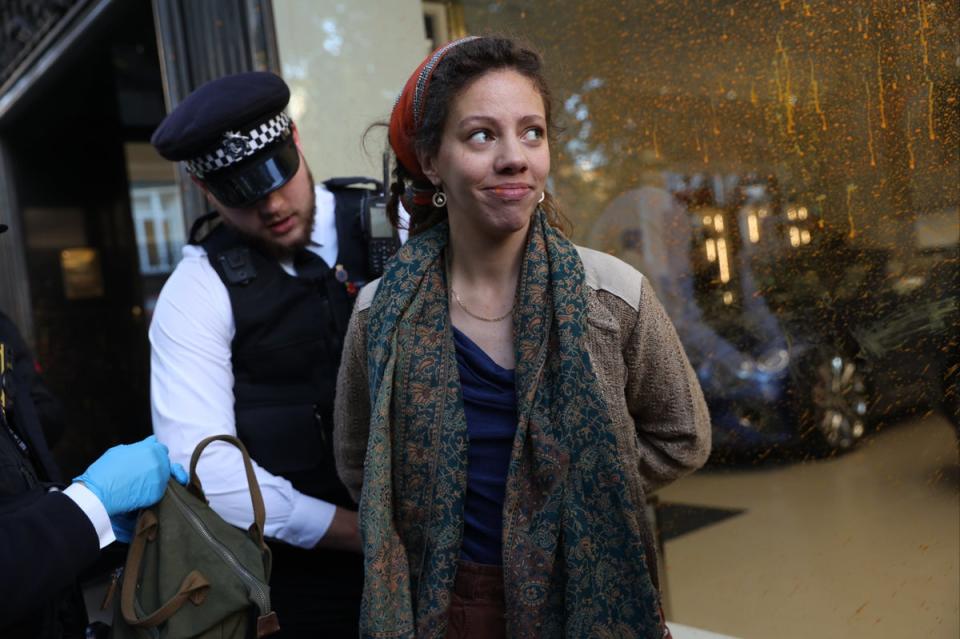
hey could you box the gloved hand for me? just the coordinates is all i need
[75,435,189,517]
[110,511,137,544]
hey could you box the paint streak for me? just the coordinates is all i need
[846,184,858,239]
[777,34,795,135]
[810,59,828,131]
[864,79,877,167]
[918,0,929,68]
[906,110,916,170]
[877,47,887,129]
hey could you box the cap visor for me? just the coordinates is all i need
[205,137,301,208]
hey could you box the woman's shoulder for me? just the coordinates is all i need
[575,245,645,312]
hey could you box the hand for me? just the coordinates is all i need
[74,435,189,517]
[315,506,362,554]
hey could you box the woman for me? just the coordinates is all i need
[334,35,710,638]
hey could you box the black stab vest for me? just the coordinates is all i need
[195,184,371,507]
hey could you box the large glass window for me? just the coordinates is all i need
[454,2,957,637]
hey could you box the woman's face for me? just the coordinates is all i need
[420,68,550,240]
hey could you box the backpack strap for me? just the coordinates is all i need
[188,434,268,551]
[120,510,212,627]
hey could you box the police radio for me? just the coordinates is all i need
[361,152,401,278]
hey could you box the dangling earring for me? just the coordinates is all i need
[432,185,447,208]
[538,192,545,204]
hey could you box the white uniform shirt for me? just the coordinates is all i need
[150,185,344,548]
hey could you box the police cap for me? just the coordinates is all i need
[151,72,300,208]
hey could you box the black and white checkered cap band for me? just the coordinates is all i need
[185,112,292,178]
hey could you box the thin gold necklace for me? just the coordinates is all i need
[446,249,514,322]
[451,286,514,322]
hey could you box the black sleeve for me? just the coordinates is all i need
[0,491,101,622]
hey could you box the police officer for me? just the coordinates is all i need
[0,225,185,636]
[149,72,372,637]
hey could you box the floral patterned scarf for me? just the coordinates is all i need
[360,210,664,638]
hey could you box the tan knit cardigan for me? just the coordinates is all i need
[333,245,711,531]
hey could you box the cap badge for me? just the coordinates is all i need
[222,131,253,160]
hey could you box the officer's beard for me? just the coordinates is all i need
[243,167,317,260]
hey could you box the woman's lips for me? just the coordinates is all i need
[487,184,533,201]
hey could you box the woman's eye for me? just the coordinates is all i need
[468,130,492,143]
[523,127,545,141]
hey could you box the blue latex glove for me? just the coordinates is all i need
[75,435,188,517]
[110,511,137,544]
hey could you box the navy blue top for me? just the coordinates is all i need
[453,326,517,565]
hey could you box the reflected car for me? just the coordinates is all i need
[701,238,956,461]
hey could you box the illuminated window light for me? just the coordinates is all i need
[789,226,801,247]
[713,214,724,232]
[723,291,734,305]
[801,229,811,244]
[717,238,731,283]
[786,207,797,221]
[703,215,713,228]
[747,213,760,243]
[705,238,717,262]
[798,206,808,220]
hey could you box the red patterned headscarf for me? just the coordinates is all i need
[389,36,480,189]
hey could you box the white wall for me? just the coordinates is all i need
[273,0,430,181]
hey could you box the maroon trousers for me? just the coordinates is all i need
[445,561,506,639]
[443,560,673,639]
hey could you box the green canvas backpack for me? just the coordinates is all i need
[109,434,280,638]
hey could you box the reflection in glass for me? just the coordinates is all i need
[130,184,185,275]
[60,247,104,300]
[458,1,958,636]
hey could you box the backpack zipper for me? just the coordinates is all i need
[167,486,272,615]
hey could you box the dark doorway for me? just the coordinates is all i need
[1,1,166,477]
